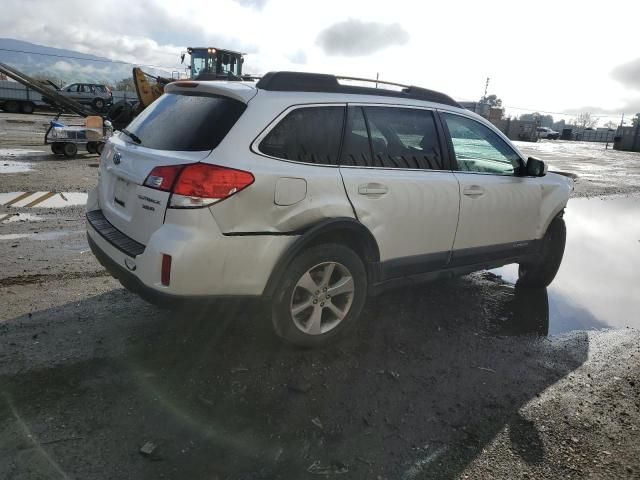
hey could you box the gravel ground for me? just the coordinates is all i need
[1,111,639,479]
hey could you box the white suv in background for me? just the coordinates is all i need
[86,72,573,346]
[537,127,560,140]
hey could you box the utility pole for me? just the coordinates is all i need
[375,72,379,88]
[620,113,625,127]
[483,77,490,101]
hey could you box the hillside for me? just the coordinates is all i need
[0,38,167,86]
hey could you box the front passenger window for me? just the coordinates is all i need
[443,113,522,175]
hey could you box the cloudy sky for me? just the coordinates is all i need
[2,0,640,123]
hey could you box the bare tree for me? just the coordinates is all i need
[572,112,598,129]
[603,120,618,130]
[633,113,640,127]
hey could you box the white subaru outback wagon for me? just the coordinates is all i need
[86,71,573,346]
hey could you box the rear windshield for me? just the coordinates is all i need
[125,92,246,151]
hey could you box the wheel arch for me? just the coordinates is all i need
[262,217,380,298]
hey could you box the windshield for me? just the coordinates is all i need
[190,51,241,78]
[124,92,246,151]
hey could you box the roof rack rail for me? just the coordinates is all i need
[255,71,461,108]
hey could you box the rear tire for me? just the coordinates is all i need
[63,143,78,158]
[20,102,35,114]
[271,244,367,347]
[517,216,566,288]
[51,142,64,155]
[96,142,104,155]
[93,98,105,111]
[4,100,19,113]
[86,142,97,154]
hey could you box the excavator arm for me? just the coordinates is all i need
[132,67,171,109]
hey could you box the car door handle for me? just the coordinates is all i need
[358,183,388,196]
[463,185,485,197]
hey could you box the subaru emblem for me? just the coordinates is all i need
[113,152,121,165]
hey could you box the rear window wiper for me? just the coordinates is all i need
[121,129,142,145]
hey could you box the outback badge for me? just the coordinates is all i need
[113,152,121,165]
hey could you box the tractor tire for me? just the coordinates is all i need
[20,102,35,114]
[63,143,78,158]
[107,100,134,131]
[4,100,19,113]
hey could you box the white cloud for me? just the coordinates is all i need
[1,0,640,116]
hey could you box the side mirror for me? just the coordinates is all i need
[526,157,547,177]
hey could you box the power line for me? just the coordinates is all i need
[0,47,182,71]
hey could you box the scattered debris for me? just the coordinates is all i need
[231,367,249,373]
[41,436,83,445]
[477,367,496,373]
[307,460,349,475]
[287,381,312,393]
[387,370,400,381]
[139,441,157,456]
[311,417,324,430]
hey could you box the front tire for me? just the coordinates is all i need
[517,217,566,288]
[271,244,367,347]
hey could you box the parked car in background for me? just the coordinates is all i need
[537,127,560,140]
[86,71,573,347]
[58,83,113,111]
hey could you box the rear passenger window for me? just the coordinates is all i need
[341,107,372,166]
[363,107,443,170]
[259,106,344,165]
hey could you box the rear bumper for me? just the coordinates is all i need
[88,233,187,307]
[86,207,296,301]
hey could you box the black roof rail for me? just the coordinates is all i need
[255,71,461,108]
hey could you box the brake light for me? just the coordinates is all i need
[143,163,254,208]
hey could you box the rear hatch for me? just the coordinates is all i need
[97,86,248,245]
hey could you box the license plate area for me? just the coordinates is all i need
[113,177,131,209]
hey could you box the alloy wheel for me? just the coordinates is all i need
[290,261,355,335]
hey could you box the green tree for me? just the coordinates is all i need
[480,94,502,107]
[113,77,135,92]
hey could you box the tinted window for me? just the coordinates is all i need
[125,93,246,151]
[443,113,522,175]
[363,107,443,169]
[259,106,344,165]
[340,107,372,166]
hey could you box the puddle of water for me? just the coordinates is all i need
[0,161,32,173]
[0,192,87,208]
[0,230,81,241]
[493,197,640,335]
[1,213,45,223]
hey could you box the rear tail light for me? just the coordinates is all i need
[143,163,254,208]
